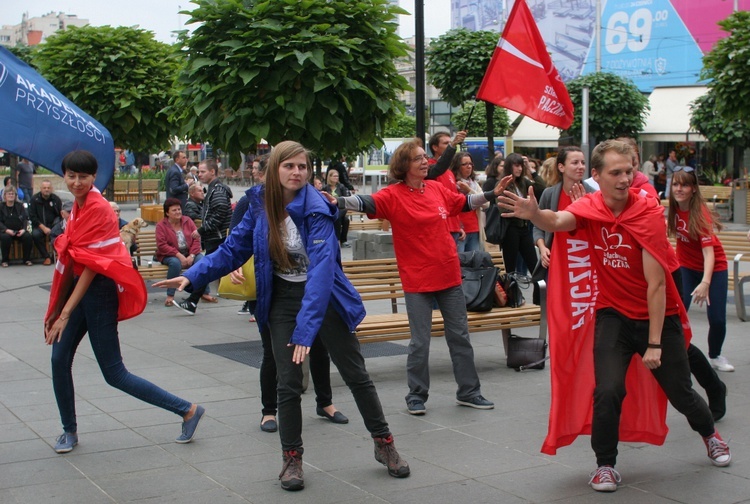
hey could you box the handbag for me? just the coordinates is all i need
[498,272,529,308]
[217,259,256,301]
[484,205,508,245]
[461,266,498,312]
[506,335,548,371]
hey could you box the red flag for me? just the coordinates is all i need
[477,0,574,129]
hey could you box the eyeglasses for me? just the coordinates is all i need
[673,166,694,172]
[460,161,474,167]
[411,154,427,163]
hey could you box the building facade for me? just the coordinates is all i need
[0,11,89,48]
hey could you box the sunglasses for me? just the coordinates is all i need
[673,166,694,172]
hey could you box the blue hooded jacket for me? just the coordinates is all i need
[183,183,365,347]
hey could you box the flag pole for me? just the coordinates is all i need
[463,100,477,132]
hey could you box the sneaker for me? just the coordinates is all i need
[588,465,621,492]
[176,405,205,443]
[406,399,426,415]
[710,356,735,372]
[175,300,197,316]
[708,380,728,422]
[237,301,250,315]
[54,432,78,453]
[279,449,304,491]
[703,431,731,467]
[374,435,410,478]
[341,242,351,248]
[456,395,495,410]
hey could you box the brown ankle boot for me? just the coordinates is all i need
[374,435,410,478]
[279,449,304,491]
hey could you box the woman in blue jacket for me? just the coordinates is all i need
[155,141,409,491]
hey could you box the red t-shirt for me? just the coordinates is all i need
[371,180,466,292]
[580,210,680,320]
[674,208,728,272]
[558,188,572,211]
[435,170,462,233]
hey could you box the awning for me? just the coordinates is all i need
[507,112,561,148]
[641,86,707,142]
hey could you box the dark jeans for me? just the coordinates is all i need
[268,276,389,451]
[501,222,537,274]
[31,228,52,259]
[0,231,33,262]
[680,267,728,358]
[259,325,335,417]
[591,308,714,467]
[51,275,192,434]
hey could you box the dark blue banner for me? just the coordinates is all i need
[0,47,114,190]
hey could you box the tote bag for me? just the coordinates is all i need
[217,259,256,301]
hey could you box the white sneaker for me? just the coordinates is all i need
[710,356,735,372]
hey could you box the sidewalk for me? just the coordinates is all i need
[1,213,749,503]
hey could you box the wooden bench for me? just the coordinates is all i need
[699,185,732,220]
[133,231,167,280]
[113,179,161,203]
[343,252,547,345]
[347,211,388,231]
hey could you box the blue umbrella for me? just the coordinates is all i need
[0,46,115,190]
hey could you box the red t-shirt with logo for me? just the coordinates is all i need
[674,208,728,272]
[370,180,466,292]
[435,170,462,233]
[580,211,680,320]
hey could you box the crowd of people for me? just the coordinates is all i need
[6,133,742,496]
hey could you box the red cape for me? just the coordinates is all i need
[541,190,692,455]
[45,188,146,324]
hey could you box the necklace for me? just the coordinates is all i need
[403,181,425,194]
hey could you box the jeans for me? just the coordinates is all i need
[680,267,728,358]
[259,325,336,417]
[31,228,52,259]
[268,276,390,451]
[457,232,481,253]
[162,253,205,296]
[51,275,192,434]
[403,285,482,404]
[590,308,714,466]
[501,223,537,274]
[1,232,33,262]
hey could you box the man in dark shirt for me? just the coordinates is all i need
[29,180,62,265]
[165,151,193,208]
[15,159,35,204]
[184,183,204,222]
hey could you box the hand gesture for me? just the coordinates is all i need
[153,276,190,291]
[570,182,586,202]
[452,130,467,147]
[691,282,710,307]
[492,175,514,196]
[498,185,539,220]
[456,180,471,194]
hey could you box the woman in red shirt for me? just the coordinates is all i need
[450,151,487,252]
[668,168,733,372]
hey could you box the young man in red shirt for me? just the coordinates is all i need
[499,139,730,492]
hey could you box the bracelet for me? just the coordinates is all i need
[647,343,662,349]
[59,316,69,322]
[700,281,710,286]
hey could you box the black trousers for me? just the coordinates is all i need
[591,308,714,467]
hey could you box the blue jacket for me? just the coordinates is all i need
[184,183,365,347]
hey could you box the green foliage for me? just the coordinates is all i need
[690,91,750,150]
[426,29,498,107]
[171,0,410,160]
[564,72,649,143]
[701,11,750,122]
[384,113,420,138]
[32,25,179,153]
[451,100,510,137]
[7,44,37,68]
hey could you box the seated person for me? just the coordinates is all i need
[155,198,212,306]
[109,201,138,255]
[0,186,33,266]
[50,201,74,246]
[29,180,63,266]
[1,177,25,202]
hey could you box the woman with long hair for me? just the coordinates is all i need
[45,151,204,454]
[498,153,545,274]
[668,168,733,372]
[533,146,591,278]
[336,140,503,416]
[450,151,487,252]
[322,168,351,247]
[155,141,409,491]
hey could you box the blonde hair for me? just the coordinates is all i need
[264,141,312,271]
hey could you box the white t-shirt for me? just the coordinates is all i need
[273,216,309,282]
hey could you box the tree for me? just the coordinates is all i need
[690,91,750,176]
[426,29,501,156]
[171,0,410,163]
[564,72,649,144]
[451,100,510,138]
[384,114,419,138]
[701,11,750,123]
[33,25,179,154]
[7,44,36,68]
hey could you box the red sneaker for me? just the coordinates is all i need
[704,431,731,467]
[588,465,621,492]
